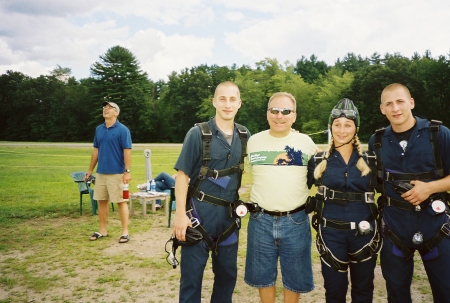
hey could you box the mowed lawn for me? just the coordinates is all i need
[0,143,432,303]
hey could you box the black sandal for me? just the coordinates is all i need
[90,232,108,241]
[119,235,130,243]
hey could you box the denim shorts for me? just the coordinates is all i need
[244,210,314,293]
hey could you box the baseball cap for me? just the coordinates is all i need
[102,101,120,115]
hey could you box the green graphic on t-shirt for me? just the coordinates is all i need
[250,146,308,166]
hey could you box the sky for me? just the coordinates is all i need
[1,0,449,82]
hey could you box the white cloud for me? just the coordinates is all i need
[224,11,245,22]
[224,0,450,65]
[128,29,215,80]
[0,0,449,81]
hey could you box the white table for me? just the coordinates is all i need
[129,191,170,218]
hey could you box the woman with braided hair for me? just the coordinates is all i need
[311,98,382,303]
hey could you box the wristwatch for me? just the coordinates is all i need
[124,169,130,173]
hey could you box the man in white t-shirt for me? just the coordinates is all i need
[244,92,317,303]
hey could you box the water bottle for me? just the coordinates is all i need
[146,180,150,192]
[123,183,129,200]
[150,179,156,192]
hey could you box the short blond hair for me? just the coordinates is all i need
[214,81,240,99]
[381,83,411,104]
[267,92,296,110]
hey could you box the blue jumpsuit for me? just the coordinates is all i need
[174,117,250,303]
[368,117,450,303]
[316,148,378,303]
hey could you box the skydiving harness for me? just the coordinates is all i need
[374,119,450,260]
[307,150,382,272]
[186,121,249,254]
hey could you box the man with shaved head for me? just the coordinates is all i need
[173,81,250,303]
[369,83,450,303]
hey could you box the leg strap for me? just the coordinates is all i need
[349,221,383,262]
[316,226,350,272]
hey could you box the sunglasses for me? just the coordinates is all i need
[268,107,295,115]
[331,109,357,120]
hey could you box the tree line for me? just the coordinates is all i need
[1,46,449,143]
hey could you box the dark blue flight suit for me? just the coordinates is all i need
[368,117,450,303]
[317,148,379,303]
[174,117,250,303]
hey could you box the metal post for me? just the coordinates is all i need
[144,149,152,181]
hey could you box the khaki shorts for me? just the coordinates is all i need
[93,173,126,203]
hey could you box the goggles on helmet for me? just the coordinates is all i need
[330,109,357,120]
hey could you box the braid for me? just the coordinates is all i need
[314,139,334,179]
[354,135,371,176]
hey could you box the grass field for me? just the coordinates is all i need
[0,143,431,303]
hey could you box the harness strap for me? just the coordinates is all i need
[382,170,444,182]
[349,221,383,263]
[199,166,243,180]
[316,226,350,272]
[313,151,327,187]
[185,121,248,254]
[188,187,230,207]
[418,216,450,256]
[430,120,443,171]
[374,120,445,196]
[186,198,240,255]
[382,220,415,260]
[319,212,377,230]
[318,185,375,204]
[382,217,450,260]
[381,195,429,211]
[316,220,382,273]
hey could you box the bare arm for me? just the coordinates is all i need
[402,175,450,205]
[173,170,192,241]
[85,148,99,181]
[123,148,132,184]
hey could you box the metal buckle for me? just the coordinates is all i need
[317,185,325,195]
[190,217,200,228]
[441,223,450,236]
[328,189,335,200]
[385,171,390,181]
[323,217,327,227]
[198,191,205,201]
[415,205,422,212]
[385,197,391,206]
[212,169,219,180]
[365,192,375,203]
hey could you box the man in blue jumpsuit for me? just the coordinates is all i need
[368,83,450,303]
[173,81,250,303]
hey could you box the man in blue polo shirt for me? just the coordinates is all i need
[173,81,250,303]
[85,101,132,244]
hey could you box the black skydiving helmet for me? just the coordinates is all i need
[328,98,360,133]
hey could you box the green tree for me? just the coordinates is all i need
[0,71,29,140]
[293,55,329,83]
[89,46,153,142]
[163,66,215,142]
[335,53,370,73]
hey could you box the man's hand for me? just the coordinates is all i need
[173,212,192,242]
[401,180,431,205]
[123,172,131,184]
[84,172,92,182]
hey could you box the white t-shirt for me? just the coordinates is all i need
[248,130,318,211]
